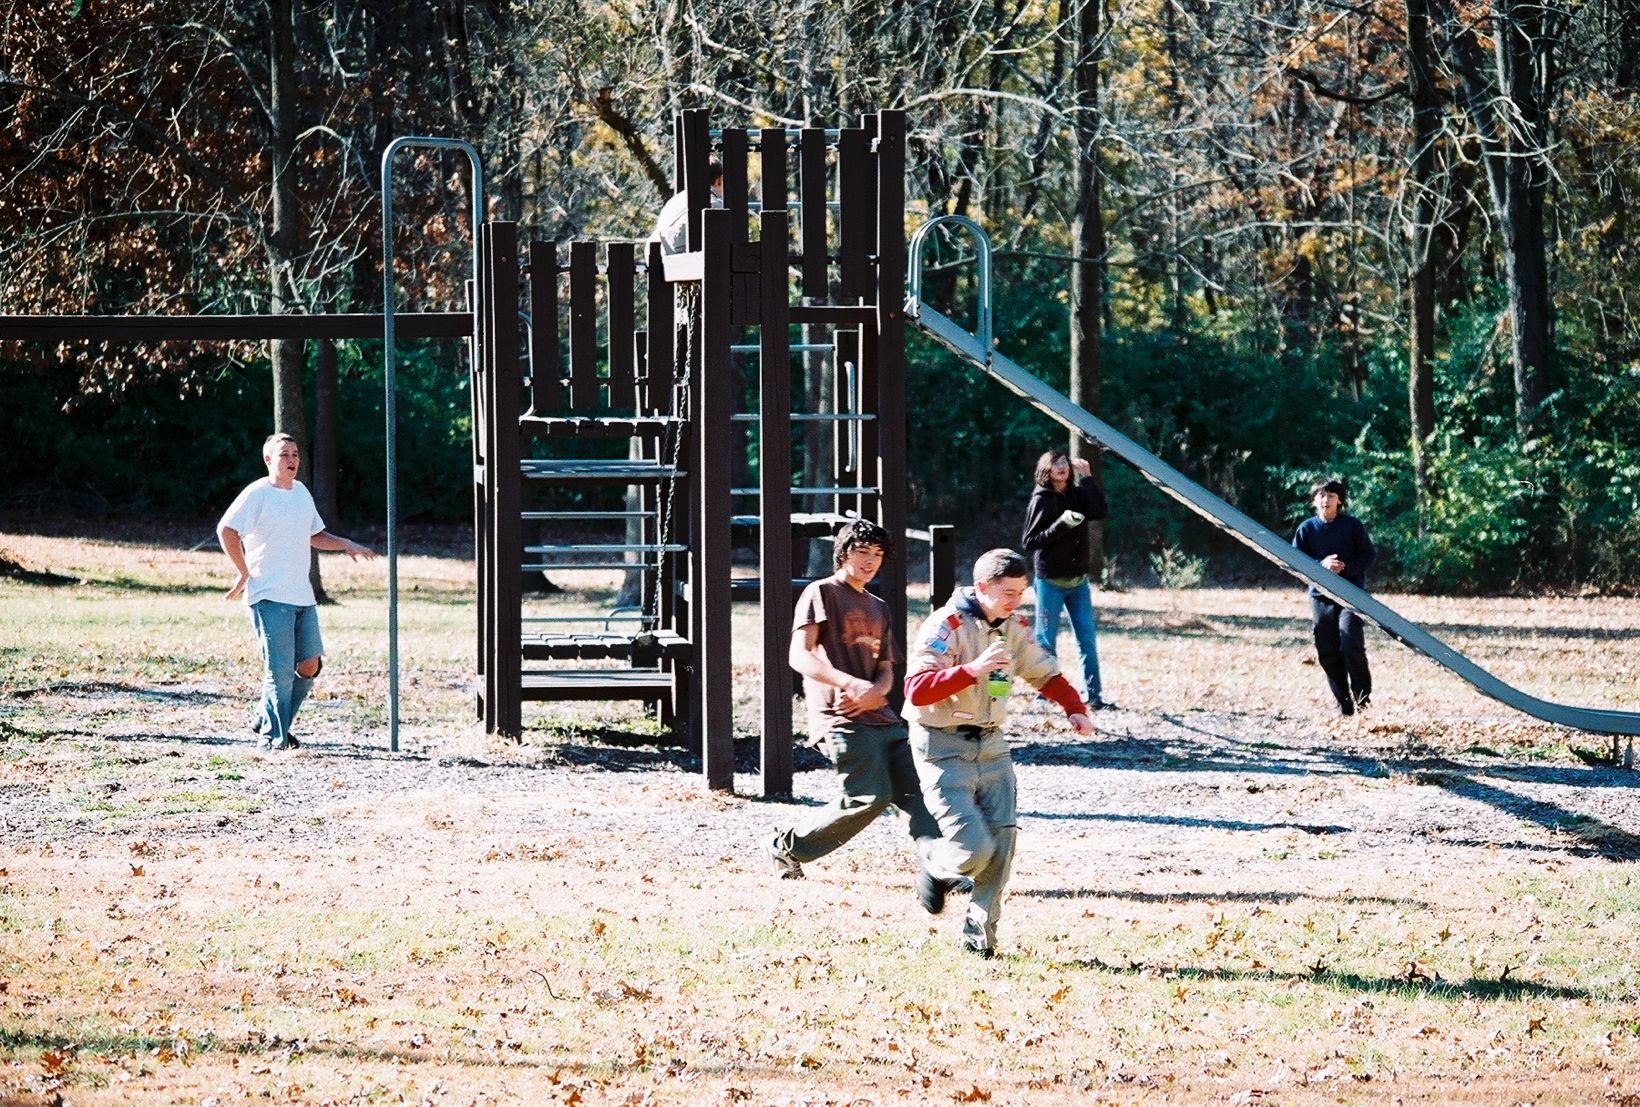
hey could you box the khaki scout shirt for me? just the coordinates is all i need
[902,587,1062,730]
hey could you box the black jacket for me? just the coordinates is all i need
[1021,479,1109,580]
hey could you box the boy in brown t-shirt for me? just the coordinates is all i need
[765,521,940,883]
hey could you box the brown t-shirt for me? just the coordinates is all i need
[793,576,902,736]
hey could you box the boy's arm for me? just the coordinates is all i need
[218,526,250,601]
[311,531,376,560]
[789,623,853,688]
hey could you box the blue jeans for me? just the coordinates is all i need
[1033,575,1102,701]
[249,600,324,740]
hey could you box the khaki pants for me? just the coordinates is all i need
[911,722,1018,951]
[774,722,939,862]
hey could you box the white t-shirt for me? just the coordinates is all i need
[650,190,722,254]
[217,478,324,606]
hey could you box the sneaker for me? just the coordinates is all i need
[261,734,299,752]
[1088,698,1118,711]
[916,867,949,915]
[962,939,996,960]
[765,835,803,879]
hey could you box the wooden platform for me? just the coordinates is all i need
[520,670,676,701]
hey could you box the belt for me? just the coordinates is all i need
[956,725,993,740]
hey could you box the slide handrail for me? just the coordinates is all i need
[905,263,1640,737]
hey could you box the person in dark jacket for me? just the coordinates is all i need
[1292,477,1377,715]
[1020,449,1114,709]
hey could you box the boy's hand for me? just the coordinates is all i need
[967,641,1011,677]
[1321,554,1345,573]
[1072,457,1091,478]
[225,571,248,601]
[346,540,378,562]
[1068,711,1093,736]
[836,677,886,716]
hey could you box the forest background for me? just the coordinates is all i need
[3,0,1639,592]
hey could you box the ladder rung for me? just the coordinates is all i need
[731,413,875,422]
[731,486,878,496]
[523,544,687,554]
[521,511,653,520]
[729,343,834,353]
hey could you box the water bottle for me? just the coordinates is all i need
[985,627,1010,698]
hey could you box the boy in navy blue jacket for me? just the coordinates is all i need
[1292,477,1376,716]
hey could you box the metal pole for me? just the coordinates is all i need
[381,137,484,753]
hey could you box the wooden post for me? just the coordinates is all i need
[482,222,523,738]
[759,208,794,797]
[930,524,956,611]
[698,207,736,790]
[873,112,909,712]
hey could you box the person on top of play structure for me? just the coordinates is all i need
[1020,448,1114,709]
[651,160,723,254]
[217,433,376,751]
[1292,476,1376,716]
[903,549,1094,959]
[766,520,941,884]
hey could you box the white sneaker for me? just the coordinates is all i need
[765,835,804,879]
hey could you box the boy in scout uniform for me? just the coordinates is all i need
[903,549,1094,958]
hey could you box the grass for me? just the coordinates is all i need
[3,522,1640,1104]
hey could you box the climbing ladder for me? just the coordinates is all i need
[474,109,920,797]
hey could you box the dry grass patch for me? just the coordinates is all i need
[3,522,1640,1105]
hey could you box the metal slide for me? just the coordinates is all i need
[905,215,1640,739]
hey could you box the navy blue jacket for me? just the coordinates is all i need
[1292,512,1375,597]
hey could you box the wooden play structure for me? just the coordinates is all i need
[471,109,954,796]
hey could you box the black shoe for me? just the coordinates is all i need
[1088,698,1118,711]
[962,939,995,960]
[916,868,949,915]
[1337,701,1355,717]
[261,734,299,751]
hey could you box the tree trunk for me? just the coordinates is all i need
[1405,0,1441,508]
[1068,0,1105,581]
[266,0,318,596]
[1429,0,1555,443]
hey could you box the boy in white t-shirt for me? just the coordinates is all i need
[217,433,375,750]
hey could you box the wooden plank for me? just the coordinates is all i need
[759,128,787,213]
[645,241,672,414]
[758,209,795,798]
[486,222,525,738]
[836,127,869,300]
[699,207,736,792]
[799,127,828,298]
[568,240,599,412]
[721,128,749,248]
[527,240,560,414]
[0,312,472,342]
[681,110,712,252]
[521,671,674,701]
[606,242,636,410]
